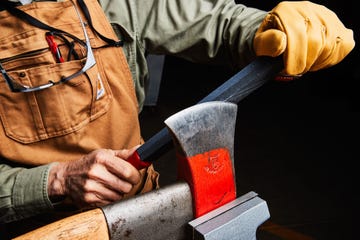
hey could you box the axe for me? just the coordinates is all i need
[14,101,239,240]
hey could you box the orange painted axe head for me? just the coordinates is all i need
[164,101,237,218]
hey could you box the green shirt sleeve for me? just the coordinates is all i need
[99,0,267,110]
[0,163,54,223]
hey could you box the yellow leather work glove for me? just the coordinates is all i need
[253,1,355,77]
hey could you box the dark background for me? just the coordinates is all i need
[140,0,359,239]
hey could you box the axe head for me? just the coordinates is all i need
[164,101,237,217]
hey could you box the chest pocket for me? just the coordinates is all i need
[0,0,118,143]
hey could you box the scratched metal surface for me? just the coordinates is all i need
[164,101,237,164]
[102,182,193,240]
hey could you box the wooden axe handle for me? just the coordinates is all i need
[13,208,109,240]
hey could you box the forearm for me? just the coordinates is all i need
[0,163,55,223]
[102,0,267,69]
[148,2,267,68]
[101,0,267,109]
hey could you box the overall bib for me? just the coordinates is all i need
[0,0,159,235]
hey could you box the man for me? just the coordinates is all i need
[0,0,354,237]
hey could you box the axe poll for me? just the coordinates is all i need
[14,101,240,240]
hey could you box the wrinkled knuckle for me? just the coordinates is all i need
[132,171,141,185]
[87,166,99,178]
[82,180,92,192]
[83,193,94,204]
[122,183,132,194]
[93,151,108,163]
[121,168,133,180]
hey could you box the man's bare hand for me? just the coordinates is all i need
[47,146,141,208]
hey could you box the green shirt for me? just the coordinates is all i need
[0,0,266,223]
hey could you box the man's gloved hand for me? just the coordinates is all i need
[253,1,355,77]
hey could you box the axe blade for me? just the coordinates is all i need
[164,101,237,218]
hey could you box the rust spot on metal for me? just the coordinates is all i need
[124,229,132,237]
[110,218,126,233]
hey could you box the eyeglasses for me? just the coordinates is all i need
[0,2,96,93]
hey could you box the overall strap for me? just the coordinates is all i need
[1,1,62,32]
[77,0,123,47]
[0,0,123,47]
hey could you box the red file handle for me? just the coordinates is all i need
[45,32,64,63]
[127,151,152,170]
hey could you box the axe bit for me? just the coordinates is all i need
[127,56,283,169]
[164,101,238,217]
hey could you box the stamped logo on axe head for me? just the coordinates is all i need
[164,101,237,217]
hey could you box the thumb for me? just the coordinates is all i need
[253,29,287,57]
[113,145,141,159]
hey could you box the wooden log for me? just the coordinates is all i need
[13,208,109,240]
